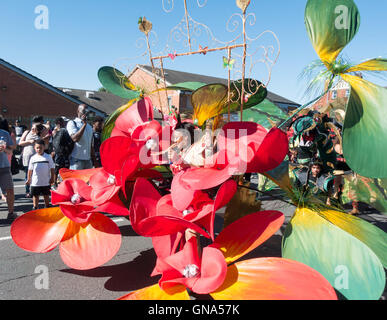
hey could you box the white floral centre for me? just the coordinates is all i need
[182,209,191,217]
[107,174,116,185]
[146,139,157,150]
[182,264,199,278]
[71,193,81,204]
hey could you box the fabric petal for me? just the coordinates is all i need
[341,74,387,178]
[317,209,387,268]
[118,283,189,300]
[94,195,129,216]
[113,98,154,136]
[282,207,386,300]
[59,212,121,270]
[252,127,289,173]
[345,58,387,73]
[11,207,69,253]
[100,136,137,175]
[304,0,360,64]
[210,258,337,300]
[101,98,138,141]
[213,210,284,265]
[59,168,104,183]
[171,171,195,211]
[192,246,228,294]
[129,178,161,234]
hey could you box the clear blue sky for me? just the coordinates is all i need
[0,0,386,105]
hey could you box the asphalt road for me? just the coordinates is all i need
[0,171,386,300]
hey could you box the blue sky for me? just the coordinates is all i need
[0,0,386,105]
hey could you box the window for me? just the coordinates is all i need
[345,89,350,97]
[167,96,172,107]
[331,90,337,99]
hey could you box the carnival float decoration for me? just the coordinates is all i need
[10,0,386,300]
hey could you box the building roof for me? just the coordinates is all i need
[136,64,300,107]
[0,58,104,117]
[57,88,129,116]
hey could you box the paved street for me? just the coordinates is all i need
[0,171,386,300]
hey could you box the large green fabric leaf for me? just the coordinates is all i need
[98,66,141,100]
[341,74,387,178]
[341,174,387,215]
[346,58,387,73]
[228,79,268,111]
[192,83,228,126]
[240,99,287,129]
[317,209,387,268]
[282,207,385,300]
[191,79,267,126]
[166,82,207,92]
[305,0,360,64]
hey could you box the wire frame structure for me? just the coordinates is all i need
[123,0,281,120]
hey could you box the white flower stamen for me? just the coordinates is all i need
[107,174,116,185]
[145,139,157,150]
[182,264,199,278]
[182,209,191,217]
[71,193,81,204]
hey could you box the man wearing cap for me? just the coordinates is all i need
[66,104,96,170]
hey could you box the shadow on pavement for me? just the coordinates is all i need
[61,249,159,295]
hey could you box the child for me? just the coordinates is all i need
[26,139,55,210]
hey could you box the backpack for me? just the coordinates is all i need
[10,154,20,175]
[63,129,75,157]
[53,128,74,157]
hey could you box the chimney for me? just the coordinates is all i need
[85,91,94,98]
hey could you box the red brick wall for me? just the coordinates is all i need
[312,88,349,110]
[0,65,78,126]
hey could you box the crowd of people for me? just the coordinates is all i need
[0,104,104,220]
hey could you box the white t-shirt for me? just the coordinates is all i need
[66,118,93,160]
[28,153,55,187]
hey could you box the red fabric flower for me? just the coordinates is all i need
[216,121,289,173]
[169,122,288,211]
[51,178,94,224]
[120,210,337,300]
[11,207,121,270]
[110,97,154,138]
[155,237,228,294]
[129,178,236,240]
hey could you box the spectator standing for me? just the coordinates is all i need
[0,116,16,219]
[67,104,96,169]
[14,120,26,146]
[19,123,46,198]
[26,140,55,210]
[52,117,73,187]
[92,116,104,168]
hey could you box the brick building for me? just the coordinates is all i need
[0,58,300,128]
[312,79,351,111]
[128,65,300,115]
[0,58,105,127]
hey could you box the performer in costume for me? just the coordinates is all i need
[293,159,335,203]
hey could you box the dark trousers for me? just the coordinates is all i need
[24,166,30,194]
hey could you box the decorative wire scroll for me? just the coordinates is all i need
[132,0,280,120]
